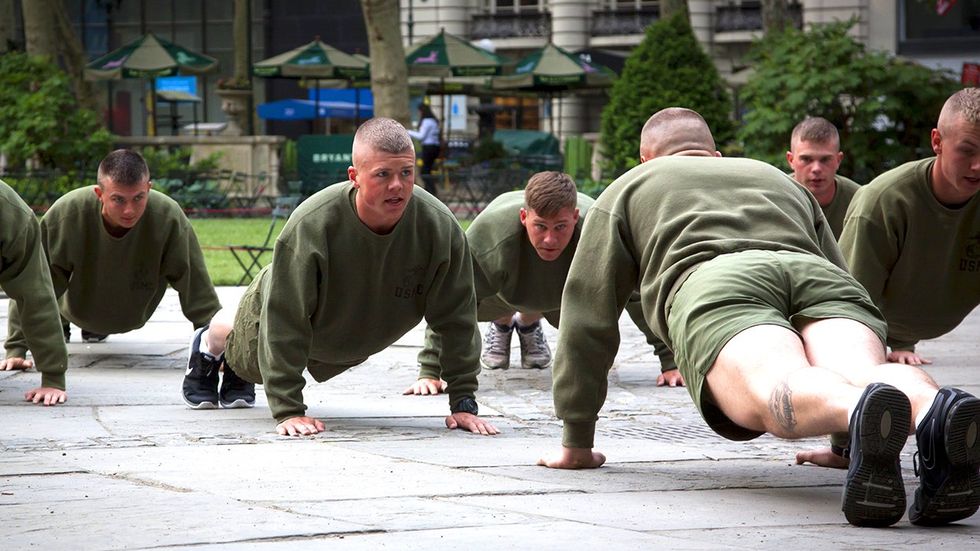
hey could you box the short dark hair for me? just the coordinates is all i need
[790,117,840,147]
[97,149,150,187]
[524,171,577,217]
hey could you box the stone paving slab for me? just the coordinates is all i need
[1,288,979,549]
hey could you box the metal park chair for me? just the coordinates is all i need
[227,195,301,285]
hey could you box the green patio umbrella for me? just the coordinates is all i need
[253,38,369,127]
[406,30,507,144]
[491,43,615,135]
[405,29,506,79]
[85,32,219,136]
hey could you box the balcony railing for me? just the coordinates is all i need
[471,12,551,39]
[591,8,659,36]
[715,1,802,33]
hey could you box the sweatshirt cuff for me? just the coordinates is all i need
[887,338,917,352]
[40,372,66,391]
[5,348,28,360]
[417,364,441,381]
[562,420,597,449]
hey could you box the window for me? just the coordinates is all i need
[899,0,980,54]
[487,0,548,13]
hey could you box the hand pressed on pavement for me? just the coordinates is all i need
[538,446,606,469]
[403,377,447,395]
[887,349,932,366]
[795,446,849,469]
[445,412,499,435]
[656,369,685,387]
[1,357,34,370]
[25,387,66,406]
[276,416,325,437]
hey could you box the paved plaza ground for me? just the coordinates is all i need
[1,287,979,550]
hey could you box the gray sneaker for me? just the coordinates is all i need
[517,321,552,369]
[480,321,513,370]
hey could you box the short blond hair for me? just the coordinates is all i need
[352,117,414,165]
[790,117,840,149]
[938,88,980,132]
[524,171,577,217]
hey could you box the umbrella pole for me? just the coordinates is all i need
[315,79,320,134]
[147,78,157,137]
[353,79,361,127]
[558,93,563,138]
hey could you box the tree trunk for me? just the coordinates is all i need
[22,0,101,114]
[232,0,250,85]
[360,0,410,125]
[659,0,689,21]
[761,0,792,35]
[0,0,16,53]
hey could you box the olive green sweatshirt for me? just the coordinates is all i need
[823,175,861,239]
[0,181,68,389]
[254,182,481,423]
[840,158,980,351]
[553,156,842,449]
[5,186,219,358]
[416,191,593,380]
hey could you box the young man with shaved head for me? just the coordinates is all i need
[541,107,980,528]
[183,117,498,438]
[3,149,220,382]
[840,88,980,366]
[786,117,861,238]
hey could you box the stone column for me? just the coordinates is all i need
[550,0,590,140]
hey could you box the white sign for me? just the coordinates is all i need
[442,95,468,133]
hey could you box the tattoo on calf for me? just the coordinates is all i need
[770,383,797,433]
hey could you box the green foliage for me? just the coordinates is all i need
[599,14,734,176]
[0,52,111,171]
[468,138,508,165]
[738,19,959,183]
[139,146,223,177]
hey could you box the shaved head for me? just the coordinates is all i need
[937,87,980,134]
[639,108,717,161]
[351,117,414,166]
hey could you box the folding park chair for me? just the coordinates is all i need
[227,195,301,285]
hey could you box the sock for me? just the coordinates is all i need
[492,321,513,332]
[517,321,539,333]
[199,330,223,361]
[914,391,939,431]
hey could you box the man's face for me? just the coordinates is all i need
[520,206,579,261]
[932,115,980,205]
[93,178,151,234]
[786,138,843,206]
[349,145,416,233]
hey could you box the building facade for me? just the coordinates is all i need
[404,0,979,140]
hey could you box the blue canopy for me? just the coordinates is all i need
[257,98,373,120]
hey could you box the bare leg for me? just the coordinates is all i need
[800,318,938,423]
[514,312,543,326]
[203,307,236,357]
[705,324,865,439]
[493,313,516,326]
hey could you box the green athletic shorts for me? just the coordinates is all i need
[666,249,887,441]
[225,276,364,384]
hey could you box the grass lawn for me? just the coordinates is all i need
[190,216,472,286]
[190,217,285,286]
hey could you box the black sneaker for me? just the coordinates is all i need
[63,324,70,343]
[219,362,255,409]
[909,387,980,526]
[841,382,911,527]
[181,326,219,409]
[81,330,108,343]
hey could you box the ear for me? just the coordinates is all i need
[931,128,942,156]
[519,207,528,227]
[835,151,844,164]
[93,186,103,200]
[785,150,794,167]
[713,150,723,158]
[572,208,580,223]
[347,166,358,187]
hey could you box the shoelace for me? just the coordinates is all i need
[485,326,510,354]
[524,327,548,355]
